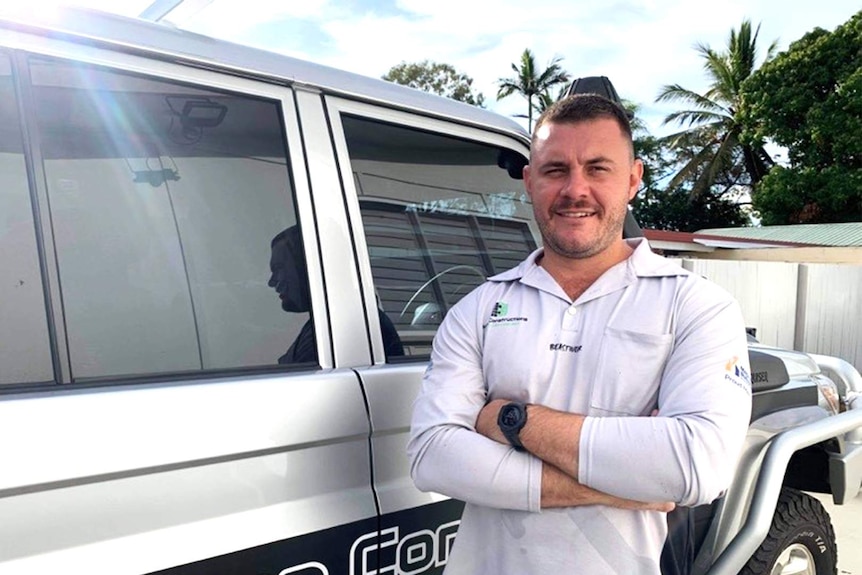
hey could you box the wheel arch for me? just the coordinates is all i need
[783,438,840,494]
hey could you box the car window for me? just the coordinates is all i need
[0,52,54,384]
[341,116,535,356]
[28,56,312,380]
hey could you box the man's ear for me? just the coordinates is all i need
[628,159,644,201]
[523,164,533,198]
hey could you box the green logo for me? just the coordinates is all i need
[492,301,508,317]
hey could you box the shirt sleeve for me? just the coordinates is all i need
[578,279,753,507]
[407,290,543,512]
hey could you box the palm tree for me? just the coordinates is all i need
[656,20,778,200]
[533,85,569,116]
[497,49,570,132]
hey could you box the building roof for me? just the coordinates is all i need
[643,229,817,253]
[696,223,862,248]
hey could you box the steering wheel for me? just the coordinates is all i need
[399,264,487,323]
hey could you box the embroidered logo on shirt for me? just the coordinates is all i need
[491,301,509,317]
[486,301,528,326]
[724,355,752,391]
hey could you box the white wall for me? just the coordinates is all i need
[680,258,862,372]
[682,259,799,350]
[796,264,862,373]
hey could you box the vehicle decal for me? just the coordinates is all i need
[147,500,464,575]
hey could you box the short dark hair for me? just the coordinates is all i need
[532,94,633,150]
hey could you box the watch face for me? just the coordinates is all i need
[499,403,526,431]
[501,406,521,428]
[498,403,527,450]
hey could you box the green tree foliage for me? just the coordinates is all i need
[740,10,862,224]
[656,20,777,200]
[632,186,750,232]
[497,49,570,132]
[632,128,748,231]
[383,61,485,106]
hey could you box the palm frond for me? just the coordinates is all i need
[667,143,717,189]
[656,85,724,112]
[662,109,729,128]
[655,19,777,198]
[496,80,520,99]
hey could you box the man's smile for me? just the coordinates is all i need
[555,206,598,219]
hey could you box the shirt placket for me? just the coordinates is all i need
[562,302,582,332]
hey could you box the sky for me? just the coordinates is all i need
[8,0,861,137]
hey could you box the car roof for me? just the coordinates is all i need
[0,5,529,143]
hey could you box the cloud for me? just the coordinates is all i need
[57,0,860,135]
[175,0,331,36]
[270,0,744,130]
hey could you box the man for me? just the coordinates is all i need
[269,226,404,363]
[407,94,752,573]
[268,226,317,364]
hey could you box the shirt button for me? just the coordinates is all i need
[567,306,578,316]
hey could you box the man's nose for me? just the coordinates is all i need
[268,273,277,288]
[561,169,589,198]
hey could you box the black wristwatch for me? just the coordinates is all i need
[497,402,529,451]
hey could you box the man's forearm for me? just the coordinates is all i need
[522,404,584,478]
[476,399,584,478]
[477,399,672,510]
[542,461,673,511]
[409,422,544,512]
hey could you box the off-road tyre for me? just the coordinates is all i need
[739,487,837,575]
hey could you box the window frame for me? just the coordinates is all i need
[359,199,538,341]
[324,96,533,364]
[0,49,55,385]
[4,37,326,385]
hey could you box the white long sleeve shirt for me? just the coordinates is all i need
[407,238,752,574]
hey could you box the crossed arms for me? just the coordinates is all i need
[407,282,752,513]
[473,400,672,510]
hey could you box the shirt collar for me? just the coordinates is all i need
[489,237,688,284]
[626,237,690,278]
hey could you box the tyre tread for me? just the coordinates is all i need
[738,487,837,575]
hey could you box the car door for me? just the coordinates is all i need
[325,97,534,574]
[0,35,377,574]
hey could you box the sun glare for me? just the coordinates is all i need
[0,0,149,22]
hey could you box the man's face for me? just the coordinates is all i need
[523,118,642,260]
[268,235,306,313]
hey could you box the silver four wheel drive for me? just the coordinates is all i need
[566,76,862,575]
[696,345,861,575]
[0,7,859,575]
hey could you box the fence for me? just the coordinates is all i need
[678,259,862,374]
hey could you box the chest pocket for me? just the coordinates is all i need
[589,327,673,416]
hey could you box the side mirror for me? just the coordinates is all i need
[497,149,528,180]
